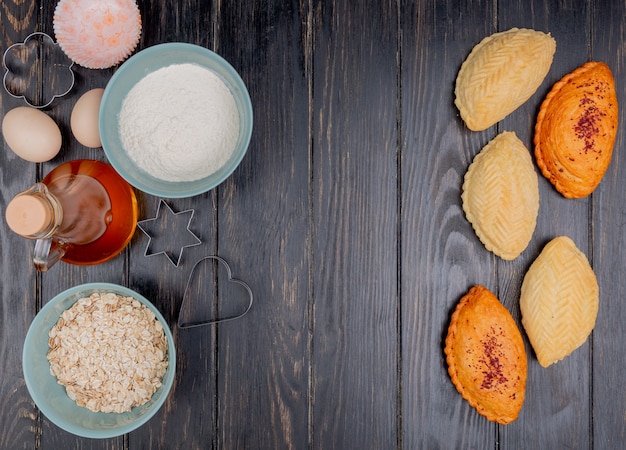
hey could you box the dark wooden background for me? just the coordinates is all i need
[1,0,625,448]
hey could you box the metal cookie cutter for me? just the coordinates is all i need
[2,32,75,108]
[137,199,202,267]
[178,256,253,328]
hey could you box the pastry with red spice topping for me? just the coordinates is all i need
[444,285,527,424]
[534,61,618,198]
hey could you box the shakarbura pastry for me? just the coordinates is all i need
[455,28,556,131]
[462,131,539,260]
[534,61,618,198]
[520,236,599,367]
[445,285,527,424]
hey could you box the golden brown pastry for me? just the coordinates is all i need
[520,236,599,367]
[462,131,539,260]
[445,285,527,424]
[455,28,556,131]
[534,61,618,198]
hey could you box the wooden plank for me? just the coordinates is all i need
[126,197,219,449]
[400,0,498,447]
[123,2,221,449]
[497,1,592,448]
[215,1,311,449]
[0,2,41,448]
[0,2,121,449]
[31,2,126,448]
[311,1,398,448]
[7,0,626,448]
[590,0,626,446]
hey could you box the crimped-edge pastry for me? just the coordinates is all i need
[455,28,556,131]
[534,61,618,198]
[520,236,599,367]
[462,131,539,260]
[445,285,527,424]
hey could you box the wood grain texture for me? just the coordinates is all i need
[0,12,34,450]
[1,2,60,450]
[498,2,592,448]
[311,1,398,448]
[215,1,310,449]
[28,1,126,448]
[401,1,498,448]
[1,1,625,449]
[126,2,219,449]
[591,0,626,447]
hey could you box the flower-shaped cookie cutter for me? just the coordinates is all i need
[137,199,202,267]
[2,32,75,108]
[178,256,254,328]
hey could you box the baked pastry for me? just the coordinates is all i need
[455,28,556,131]
[520,236,599,367]
[445,285,527,424]
[462,131,539,260]
[534,61,618,198]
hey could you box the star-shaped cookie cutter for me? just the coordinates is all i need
[137,199,202,267]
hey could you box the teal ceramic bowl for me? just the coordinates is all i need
[99,42,253,198]
[22,283,176,439]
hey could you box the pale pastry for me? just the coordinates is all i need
[462,131,539,260]
[534,61,618,198]
[520,236,599,367]
[455,28,556,131]
[445,285,527,424]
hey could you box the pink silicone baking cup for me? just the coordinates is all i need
[53,0,142,69]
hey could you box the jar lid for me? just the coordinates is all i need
[5,194,52,237]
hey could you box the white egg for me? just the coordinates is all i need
[71,88,104,148]
[2,106,62,162]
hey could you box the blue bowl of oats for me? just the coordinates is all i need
[22,283,176,439]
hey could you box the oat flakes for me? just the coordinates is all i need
[47,292,169,413]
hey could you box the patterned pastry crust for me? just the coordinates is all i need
[520,236,599,367]
[534,61,618,198]
[455,28,556,131]
[445,285,527,424]
[462,131,539,260]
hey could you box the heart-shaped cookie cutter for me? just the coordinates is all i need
[178,256,253,328]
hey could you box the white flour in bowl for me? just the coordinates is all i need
[118,63,240,182]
